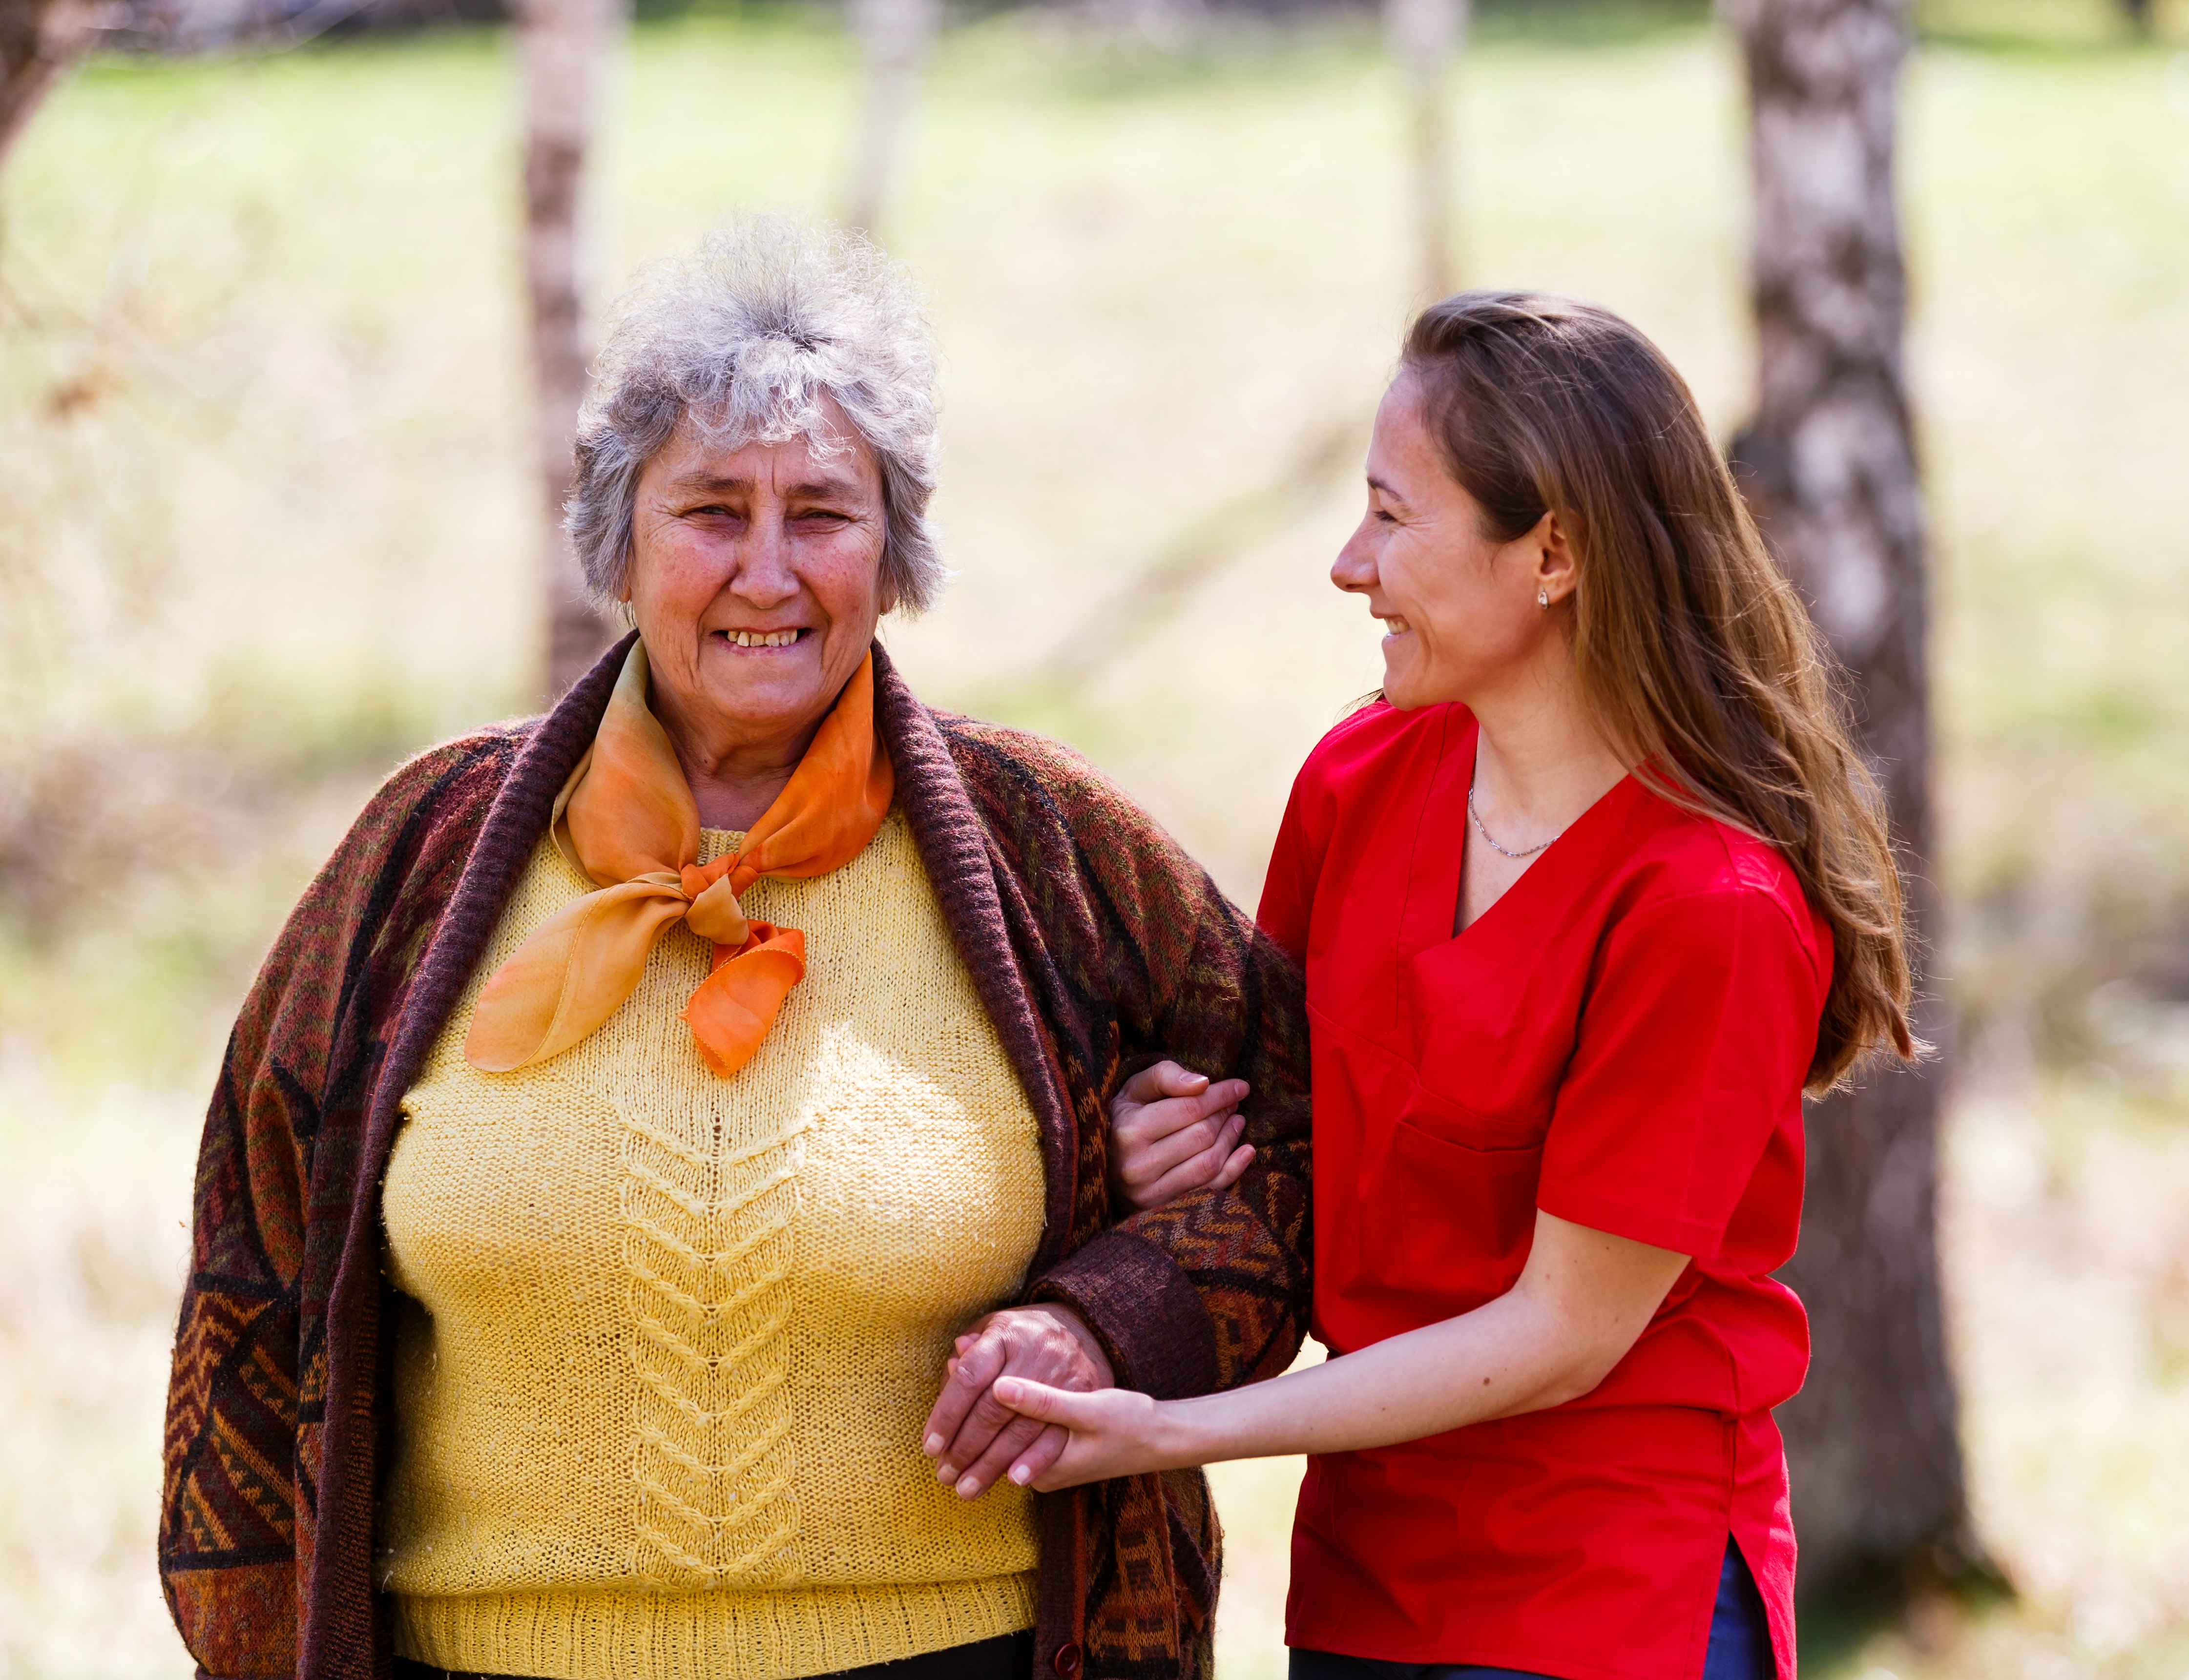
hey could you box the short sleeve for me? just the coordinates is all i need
[1256,778,1318,967]
[1537,887,1822,1259]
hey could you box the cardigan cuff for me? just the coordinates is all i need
[1029,1226,1221,1401]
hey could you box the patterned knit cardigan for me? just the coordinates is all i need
[160,636,1313,1680]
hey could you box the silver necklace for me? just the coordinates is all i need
[1468,787,1559,860]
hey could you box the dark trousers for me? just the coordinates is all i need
[392,1630,1033,1680]
[1289,1538,1775,1680]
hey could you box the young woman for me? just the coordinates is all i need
[991,292,1920,1680]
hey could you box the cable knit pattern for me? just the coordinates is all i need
[621,1076,805,1588]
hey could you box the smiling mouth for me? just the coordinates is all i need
[1380,616,1412,635]
[714,628,810,649]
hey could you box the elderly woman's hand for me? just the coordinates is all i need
[922,1305,1113,1499]
[1107,1061,1254,1212]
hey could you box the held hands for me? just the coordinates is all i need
[985,1377,1178,1492]
[1107,1061,1255,1212]
[921,1304,1114,1499]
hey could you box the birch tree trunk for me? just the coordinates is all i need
[1385,0,1465,299]
[1725,0,1993,1603]
[845,0,939,238]
[519,0,617,698]
[0,0,93,171]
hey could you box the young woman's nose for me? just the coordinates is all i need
[1331,522,1379,596]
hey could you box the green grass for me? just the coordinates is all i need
[1,5,2186,1676]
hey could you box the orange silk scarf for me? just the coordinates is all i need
[464,641,895,1079]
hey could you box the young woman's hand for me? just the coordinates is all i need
[1107,1061,1254,1211]
[989,1377,1180,1491]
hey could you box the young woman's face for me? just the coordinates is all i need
[1331,375,1564,711]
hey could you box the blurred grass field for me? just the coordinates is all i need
[1,1,2186,1676]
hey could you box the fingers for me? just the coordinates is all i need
[1112,1077,1250,1172]
[1004,1423,1070,1489]
[1114,1060,1210,1109]
[1113,1067,1252,1130]
[989,1382,1166,1494]
[932,1364,1021,1482]
[1206,1141,1256,1193]
[1135,1109,1247,1182]
[1126,1079,1248,1141]
[992,1374,1082,1422]
[1119,1115,1238,1209]
[990,1383,1120,1493]
[948,1410,1051,1499]
[930,1313,1081,1484]
[922,1324,1006,1459]
[1123,1119,1254,1211]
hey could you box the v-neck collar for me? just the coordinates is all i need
[1397,708,1652,993]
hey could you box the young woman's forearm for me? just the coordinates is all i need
[1154,1288,1582,1468]
[991,1211,1688,1489]
[1130,1211,1692,1471]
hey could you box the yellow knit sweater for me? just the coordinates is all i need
[378,810,1046,1680]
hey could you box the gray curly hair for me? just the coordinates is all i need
[566,216,946,613]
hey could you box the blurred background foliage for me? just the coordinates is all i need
[0,0,2186,1675]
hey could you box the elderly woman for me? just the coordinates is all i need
[159,219,1309,1680]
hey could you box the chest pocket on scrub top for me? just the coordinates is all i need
[1393,1081,1545,1314]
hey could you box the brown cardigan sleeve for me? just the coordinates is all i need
[934,715,1314,1400]
[159,732,515,1680]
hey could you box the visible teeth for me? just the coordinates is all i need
[731,630,801,648]
[1385,617,1411,634]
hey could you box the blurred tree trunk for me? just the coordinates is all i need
[846,0,939,238]
[1725,0,1995,1604]
[1385,0,1465,298]
[2120,0,2153,37]
[0,0,93,169]
[519,0,618,698]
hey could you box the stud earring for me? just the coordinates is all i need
[1537,589,1550,609]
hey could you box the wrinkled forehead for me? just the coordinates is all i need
[649,394,882,496]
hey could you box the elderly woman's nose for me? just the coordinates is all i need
[729,520,801,603]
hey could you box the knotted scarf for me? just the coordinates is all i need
[464,640,895,1079]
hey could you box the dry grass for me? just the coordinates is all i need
[0,3,2185,1676]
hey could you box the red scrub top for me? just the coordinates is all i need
[1259,701,1827,1680]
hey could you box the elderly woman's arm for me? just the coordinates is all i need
[160,735,511,1677]
[919,720,1313,1497]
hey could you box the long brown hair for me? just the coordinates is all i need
[1400,290,1919,1090]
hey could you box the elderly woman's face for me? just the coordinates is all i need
[623,401,892,761]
